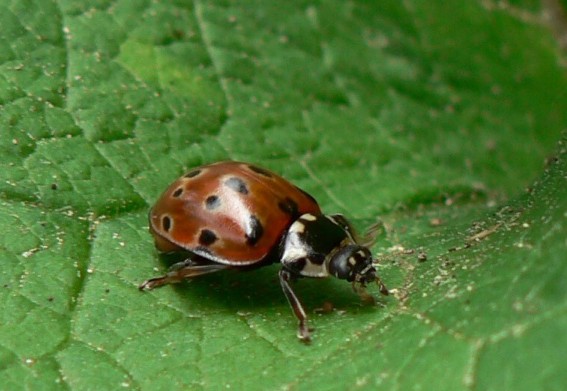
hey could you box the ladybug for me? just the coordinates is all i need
[139,161,388,342]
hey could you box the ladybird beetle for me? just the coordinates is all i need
[139,161,388,342]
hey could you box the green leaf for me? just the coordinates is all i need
[1,1,566,390]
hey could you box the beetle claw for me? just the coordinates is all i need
[138,276,168,291]
[376,277,389,296]
[298,326,313,344]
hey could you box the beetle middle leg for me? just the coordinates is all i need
[139,257,229,290]
[279,269,312,343]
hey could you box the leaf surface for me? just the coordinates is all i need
[0,1,566,390]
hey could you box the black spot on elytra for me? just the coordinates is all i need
[205,195,221,210]
[246,215,264,246]
[278,197,299,218]
[225,177,249,195]
[184,169,201,178]
[162,216,172,232]
[248,164,273,178]
[172,188,183,197]
[199,229,218,246]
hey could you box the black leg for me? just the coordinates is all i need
[279,269,311,343]
[139,258,228,290]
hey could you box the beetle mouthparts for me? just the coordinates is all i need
[352,281,376,305]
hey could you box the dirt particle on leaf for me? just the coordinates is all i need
[429,218,443,226]
[315,301,334,314]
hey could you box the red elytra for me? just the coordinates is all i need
[148,161,321,263]
[140,161,388,343]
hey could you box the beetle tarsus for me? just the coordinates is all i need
[138,276,170,291]
[377,277,389,296]
[298,324,312,344]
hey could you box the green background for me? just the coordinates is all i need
[0,0,566,390]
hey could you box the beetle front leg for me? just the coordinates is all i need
[279,269,312,343]
[139,258,228,290]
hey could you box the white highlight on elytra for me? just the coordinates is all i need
[217,174,252,234]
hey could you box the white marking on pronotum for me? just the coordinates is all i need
[293,221,306,234]
[281,219,309,266]
[300,213,317,221]
[300,258,329,278]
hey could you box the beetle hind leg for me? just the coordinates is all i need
[139,258,228,290]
